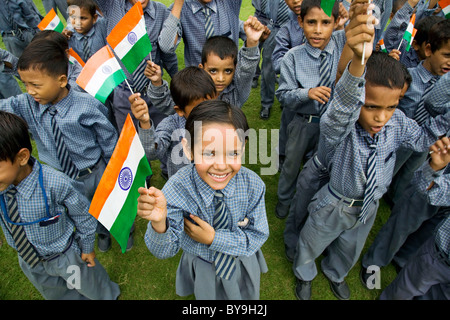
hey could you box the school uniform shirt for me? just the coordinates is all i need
[144,164,269,263]
[95,0,178,80]
[272,12,305,75]
[68,17,108,62]
[0,158,97,256]
[413,162,450,207]
[319,65,450,202]
[0,87,118,173]
[425,72,450,118]
[275,30,346,115]
[158,0,243,67]
[0,0,41,34]
[398,61,440,119]
[138,113,189,178]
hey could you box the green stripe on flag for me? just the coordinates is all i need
[120,36,152,74]
[54,21,64,33]
[321,0,336,17]
[110,156,152,253]
[94,69,127,103]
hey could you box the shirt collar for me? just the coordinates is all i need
[304,35,336,59]
[416,60,438,84]
[189,0,217,14]
[192,164,237,208]
[72,25,95,40]
[40,85,74,117]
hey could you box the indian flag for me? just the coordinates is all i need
[106,2,152,74]
[402,14,416,52]
[405,28,417,52]
[38,8,64,33]
[439,0,450,19]
[76,46,126,103]
[89,114,152,253]
[321,0,336,17]
[378,39,387,53]
[68,48,85,67]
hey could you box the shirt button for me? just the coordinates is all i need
[358,82,364,88]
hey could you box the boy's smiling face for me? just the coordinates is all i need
[300,6,338,50]
[358,84,402,137]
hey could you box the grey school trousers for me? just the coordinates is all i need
[293,184,378,283]
[19,245,120,300]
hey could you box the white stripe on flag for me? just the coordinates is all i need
[97,135,145,230]
[46,15,61,30]
[113,17,147,59]
[84,57,122,96]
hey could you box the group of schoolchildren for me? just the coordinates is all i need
[0,0,448,301]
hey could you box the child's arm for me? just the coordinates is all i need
[412,136,450,207]
[383,0,419,51]
[144,61,176,116]
[158,0,184,54]
[243,15,265,48]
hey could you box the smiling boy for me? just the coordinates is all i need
[292,0,450,300]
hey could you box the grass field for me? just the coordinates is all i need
[0,0,399,301]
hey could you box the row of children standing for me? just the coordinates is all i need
[0,0,449,300]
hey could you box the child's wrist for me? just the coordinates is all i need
[139,119,151,130]
[151,79,163,87]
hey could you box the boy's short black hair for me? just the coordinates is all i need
[0,111,32,163]
[427,19,450,53]
[18,38,68,77]
[365,52,405,89]
[300,0,339,21]
[170,66,217,111]
[415,16,445,47]
[185,100,249,151]
[32,30,69,51]
[201,36,238,66]
[67,0,97,17]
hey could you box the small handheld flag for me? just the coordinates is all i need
[405,28,417,52]
[38,8,64,33]
[68,48,85,67]
[439,0,450,19]
[76,46,127,103]
[378,39,387,53]
[106,2,153,74]
[398,13,416,51]
[89,114,152,253]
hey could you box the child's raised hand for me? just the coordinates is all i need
[144,61,162,86]
[429,136,450,172]
[128,93,151,129]
[137,187,168,233]
[388,49,401,61]
[308,86,332,104]
[184,214,215,246]
[243,16,265,48]
[345,0,378,62]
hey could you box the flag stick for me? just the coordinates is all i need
[124,78,135,95]
[397,38,404,51]
[362,0,372,65]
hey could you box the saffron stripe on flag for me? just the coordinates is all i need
[38,8,57,30]
[106,2,144,48]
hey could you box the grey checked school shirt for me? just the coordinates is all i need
[276,30,346,114]
[0,159,97,256]
[158,0,243,67]
[425,72,450,118]
[0,88,118,173]
[319,65,450,202]
[144,164,269,262]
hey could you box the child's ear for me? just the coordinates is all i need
[181,137,193,161]
[58,74,68,88]
[198,63,204,70]
[424,43,433,58]
[174,105,186,118]
[93,13,98,23]
[15,148,31,166]
[333,17,341,30]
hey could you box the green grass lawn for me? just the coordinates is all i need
[0,0,398,301]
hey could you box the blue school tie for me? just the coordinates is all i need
[276,0,290,25]
[48,106,79,180]
[82,36,91,62]
[5,188,41,268]
[413,77,437,126]
[319,51,332,116]
[202,6,215,39]
[213,191,236,280]
[360,135,378,224]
